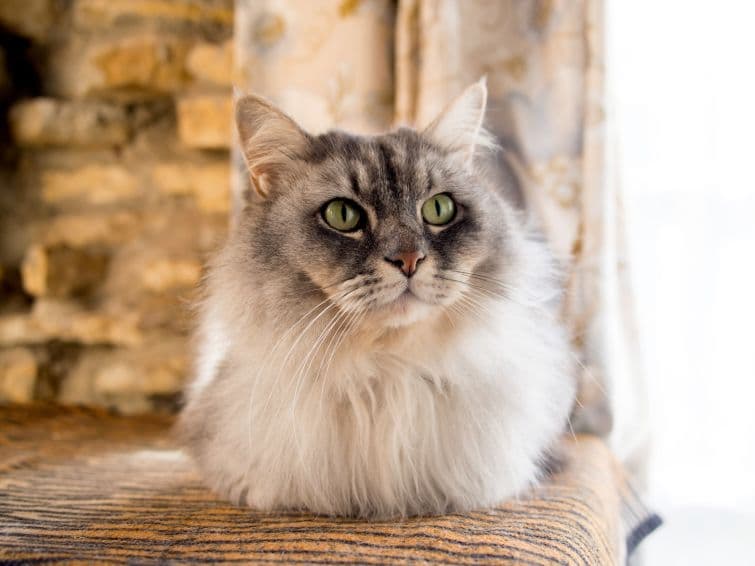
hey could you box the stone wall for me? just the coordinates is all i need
[0,0,233,413]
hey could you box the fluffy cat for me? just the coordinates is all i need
[179,79,576,519]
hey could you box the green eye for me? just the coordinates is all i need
[421,193,456,226]
[323,199,362,232]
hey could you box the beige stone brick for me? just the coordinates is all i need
[0,0,60,41]
[95,345,187,396]
[62,339,187,404]
[48,36,193,98]
[32,299,143,347]
[0,348,38,403]
[176,94,232,149]
[42,211,140,248]
[141,257,202,292]
[21,244,109,298]
[152,161,230,212]
[41,164,139,205]
[72,0,233,31]
[0,315,49,346]
[187,40,233,86]
[0,301,144,348]
[100,295,184,338]
[10,98,130,147]
[95,37,192,94]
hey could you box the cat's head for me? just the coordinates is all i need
[235,80,514,328]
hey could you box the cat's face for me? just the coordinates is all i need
[237,80,509,328]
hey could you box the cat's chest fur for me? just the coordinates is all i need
[182,301,573,518]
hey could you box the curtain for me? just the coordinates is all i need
[233,0,648,479]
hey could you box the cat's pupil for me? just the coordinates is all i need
[434,199,441,217]
[341,204,347,222]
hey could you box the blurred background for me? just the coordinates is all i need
[0,1,753,564]
[0,0,232,414]
[611,0,755,563]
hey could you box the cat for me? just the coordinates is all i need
[178,79,577,519]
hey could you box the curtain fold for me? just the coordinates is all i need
[234,0,647,476]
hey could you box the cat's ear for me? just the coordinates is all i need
[422,78,495,166]
[235,93,311,197]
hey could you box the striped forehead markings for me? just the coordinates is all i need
[377,140,400,196]
[310,131,435,204]
[348,168,361,196]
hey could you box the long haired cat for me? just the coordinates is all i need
[179,79,576,518]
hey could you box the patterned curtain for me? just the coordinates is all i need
[233,0,648,478]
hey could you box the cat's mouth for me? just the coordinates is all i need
[372,286,437,328]
[384,287,426,313]
[394,288,417,305]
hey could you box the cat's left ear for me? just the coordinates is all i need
[422,78,495,167]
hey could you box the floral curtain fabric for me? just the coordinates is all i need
[233,0,647,476]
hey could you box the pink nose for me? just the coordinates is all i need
[385,250,426,277]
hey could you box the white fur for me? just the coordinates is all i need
[183,236,576,518]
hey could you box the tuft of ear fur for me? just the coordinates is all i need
[422,78,496,166]
[235,93,311,197]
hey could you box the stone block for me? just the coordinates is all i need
[42,211,140,248]
[0,347,37,403]
[72,0,233,34]
[0,315,48,346]
[187,40,233,86]
[96,343,187,396]
[61,339,188,407]
[40,164,140,205]
[10,98,130,147]
[0,0,59,41]
[21,244,109,298]
[176,94,231,149]
[32,299,143,347]
[48,36,193,98]
[152,161,230,212]
[0,300,143,348]
[141,257,202,292]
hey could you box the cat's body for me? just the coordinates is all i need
[180,80,576,518]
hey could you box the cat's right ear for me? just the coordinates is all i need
[422,78,495,168]
[235,93,311,198]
